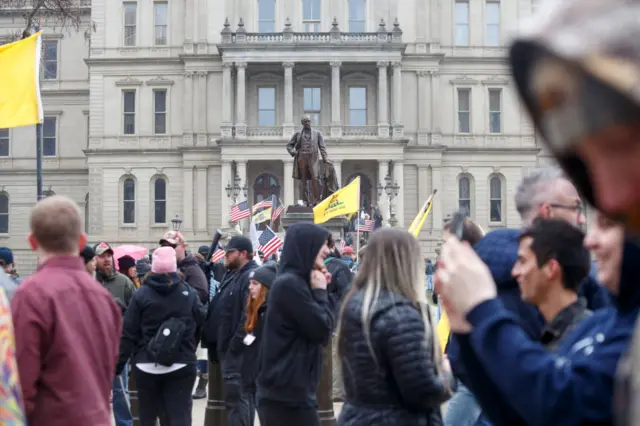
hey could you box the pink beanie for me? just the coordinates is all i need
[152,246,177,274]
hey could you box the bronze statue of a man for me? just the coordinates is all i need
[286,115,329,206]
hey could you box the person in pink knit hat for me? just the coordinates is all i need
[116,246,206,426]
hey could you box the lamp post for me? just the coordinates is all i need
[171,214,182,232]
[377,169,400,227]
[225,174,248,205]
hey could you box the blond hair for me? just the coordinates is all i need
[30,195,83,254]
[337,228,442,369]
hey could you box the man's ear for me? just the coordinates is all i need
[543,258,561,281]
[27,233,38,251]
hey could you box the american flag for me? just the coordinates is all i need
[230,200,250,222]
[210,248,225,263]
[271,196,285,222]
[338,239,346,252]
[356,218,375,232]
[252,195,273,213]
[257,226,283,259]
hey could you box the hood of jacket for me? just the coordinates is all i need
[473,228,520,291]
[178,252,199,269]
[143,272,182,295]
[610,238,640,312]
[280,222,330,279]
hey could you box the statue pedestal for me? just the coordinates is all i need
[281,205,345,426]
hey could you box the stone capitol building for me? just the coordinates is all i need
[0,0,552,273]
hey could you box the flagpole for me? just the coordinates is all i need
[355,178,361,264]
[36,123,43,201]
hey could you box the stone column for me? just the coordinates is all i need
[236,160,248,228]
[429,70,441,145]
[220,161,232,226]
[183,0,194,53]
[377,61,389,138]
[221,62,233,138]
[393,161,405,227]
[182,167,194,232]
[431,165,443,229]
[332,159,342,187]
[235,62,247,138]
[196,71,208,146]
[378,160,390,224]
[429,0,441,52]
[283,62,295,137]
[391,61,404,139]
[283,159,295,206]
[196,167,208,231]
[417,71,429,145]
[330,61,342,138]
[182,71,194,146]
[417,166,430,233]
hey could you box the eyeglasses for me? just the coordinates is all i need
[548,203,583,214]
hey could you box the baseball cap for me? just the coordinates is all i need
[94,242,114,256]
[80,246,95,265]
[223,236,253,254]
[159,231,185,247]
[342,246,354,255]
[0,247,14,265]
[198,245,210,256]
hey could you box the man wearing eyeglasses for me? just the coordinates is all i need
[159,231,208,304]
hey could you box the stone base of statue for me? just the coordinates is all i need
[281,204,344,426]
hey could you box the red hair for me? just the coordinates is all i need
[245,284,269,333]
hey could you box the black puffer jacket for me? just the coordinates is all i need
[178,253,209,303]
[324,252,353,319]
[116,272,205,374]
[338,289,452,426]
[257,222,334,408]
[241,301,268,390]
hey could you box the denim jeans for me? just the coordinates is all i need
[197,359,209,374]
[444,383,483,426]
[113,361,133,426]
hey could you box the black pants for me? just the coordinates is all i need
[133,364,197,426]
[257,403,320,426]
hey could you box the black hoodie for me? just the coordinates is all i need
[116,272,205,374]
[256,222,334,408]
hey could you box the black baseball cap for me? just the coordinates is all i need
[223,236,253,254]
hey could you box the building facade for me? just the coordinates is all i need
[0,0,552,273]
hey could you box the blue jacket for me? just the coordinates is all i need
[579,261,610,310]
[457,238,640,426]
[447,229,545,386]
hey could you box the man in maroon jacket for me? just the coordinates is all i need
[11,195,122,426]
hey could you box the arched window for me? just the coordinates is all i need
[489,174,503,222]
[123,177,136,224]
[85,193,89,234]
[253,173,281,230]
[458,175,471,217]
[153,177,167,224]
[0,192,8,234]
[347,172,373,216]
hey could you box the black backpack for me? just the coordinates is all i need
[148,317,187,367]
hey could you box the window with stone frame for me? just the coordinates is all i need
[123,90,136,135]
[123,177,136,224]
[302,0,321,32]
[258,87,276,126]
[489,174,503,222]
[0,192,8,234]
[348,87,367,126]
[0,129,9,157]
[457,88,471,133]
[153,89,167,134]
[489,88,502,133]
[455,1,470,46]
[349,0,366,32]
[123,2,137,46]
[258,0,276,32]
[153,177,167,224]
[458,175,472,217]
[43,117,57,157]
[43,40,58,80]
[154,2,168,45]
[485,1,500,46]
[303,87,321,125]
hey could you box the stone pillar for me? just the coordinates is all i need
[429,70,441,145]
[377,61,389,138]
[332,159,342,187]
[196,71,208,146]
[196,167,208,231]
[391,61,404,139]
[431,165,443,229]
[182,71,195,146]
[429,0,441,52]
[417,165,430,233]
[378,160,390,224]
[236,160,248,228]
[235,62,247,138]
[417,71,429,145]
[393,161,405,227]
[182,167,194,232]
[220,161,232,226]
[183,0,194,53]
[283,61,295,137]
[330,61,342,138]
[221,62,233,138]
[283,159,295,206]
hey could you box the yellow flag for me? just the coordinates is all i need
[314,176,360,224]
[252,207,272,224]
[0,32,43,129]
[437,311,450,354]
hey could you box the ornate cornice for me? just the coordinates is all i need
[449,75,477,85]
[146,76,175,86]
[376,61,389,68]
[481,76,510,86]
[235,61,247,69]
[282,61,295,69]
[329,61,342,68]
[115,76,143,87]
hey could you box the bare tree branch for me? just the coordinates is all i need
[0,0,91,40]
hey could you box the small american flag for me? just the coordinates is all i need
[257,226,283,259]
[271,196,285,222]
[210,248,225,263]
[252,195,273,213]
[338,239,346,252]
[230,200,250,222]
[356,218,375,232]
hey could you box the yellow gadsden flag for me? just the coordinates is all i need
[313,176,360,224]
[252,207,273,224]
[0,32,43,129]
